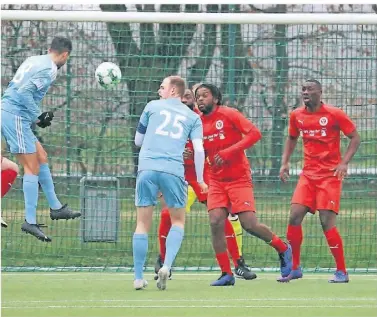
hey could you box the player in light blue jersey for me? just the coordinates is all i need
[133,76,208,290]
[1,37,81,242]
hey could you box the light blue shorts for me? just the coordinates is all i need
[1,110,37,154]
[135,170,187,208]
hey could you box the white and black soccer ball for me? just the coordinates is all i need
[95,62,122,89]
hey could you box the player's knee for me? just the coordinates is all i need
[37,149,48,164]
[289,205,307,225]
[319,210,336,232]
[161,208,170,219]
[21,160,40,176]
[289,214,302,226]
[209,214,225,232]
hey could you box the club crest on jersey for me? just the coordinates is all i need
[215,120,224,130]
[319,117,328,126]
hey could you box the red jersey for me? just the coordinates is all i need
[289,103,356,178]
[184,139,196,181]
[201,106,261,181]
[184,107,206,182]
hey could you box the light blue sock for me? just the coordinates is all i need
[38,163,62,210]
[164,225,184,270]
[133,233,148,280]
[23,174,39,224]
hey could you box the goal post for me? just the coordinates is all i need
[2,10,377,24]
[1,8,376,273]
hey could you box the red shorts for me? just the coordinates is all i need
[207,175,255,214]
[188,180,208,202]
[292,174,342,213]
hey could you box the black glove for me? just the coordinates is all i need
[36,111,54,128]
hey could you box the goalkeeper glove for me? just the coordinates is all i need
[36,111,54,128]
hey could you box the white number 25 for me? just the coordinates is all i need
[155,110,186,139]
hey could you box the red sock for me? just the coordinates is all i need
[1,169,18,198]
[287,224,303,270]
[325,227,347,273]
[269,234,288,254]
[224,218,240,267]
[158,208,171,261]
[215,252,232,275]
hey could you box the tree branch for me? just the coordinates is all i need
[287,30,346,42]
[248,4,281,13]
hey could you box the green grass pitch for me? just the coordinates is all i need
[2,272,376,317]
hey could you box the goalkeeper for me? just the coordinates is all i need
[155,89,256,281]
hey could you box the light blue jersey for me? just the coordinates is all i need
[136,98,203,179]
[2,54,57,122]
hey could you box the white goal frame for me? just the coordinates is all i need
[2,10,377,24]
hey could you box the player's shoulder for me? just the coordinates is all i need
[217,106,244,119]
[30,55,57,78]
[291,106,305,116]
[144,99,160,111]
[321,103,344,114]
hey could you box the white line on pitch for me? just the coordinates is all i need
[4,298,377,304]
[3,305,376,309]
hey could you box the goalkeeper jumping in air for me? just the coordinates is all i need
[1,36,81,242]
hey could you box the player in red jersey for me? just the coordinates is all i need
[155,89,256,281]
[278,80,360,283]
[1,156,19,227]
[195,84,292,286]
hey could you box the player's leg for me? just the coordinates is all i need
[207,180,235,286]
[157,172,187,290]
[36,141,81,220]
[1,157,19,197]
[1,112,51,241]
[224,216,257,280]
[1,157,19,227]
[228,214,244,257]
[317,177,348,283]
[133,170,159,290]
[155,194,172,280]
[278,175,315,282]
[227,177,292,278]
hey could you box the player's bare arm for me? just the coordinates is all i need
[280,135,299,183]
[332,129,361,180]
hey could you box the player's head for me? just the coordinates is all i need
[302,79,322,108]
[48,36,72,69]
[194,83,222,115]
[191,82,203,96]
[181,89,195,110]
[158,76,186,99]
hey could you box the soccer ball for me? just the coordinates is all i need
[95,62,122,89]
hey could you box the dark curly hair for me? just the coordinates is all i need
[194,83,222,105]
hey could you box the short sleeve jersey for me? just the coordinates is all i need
[289,103,356,178]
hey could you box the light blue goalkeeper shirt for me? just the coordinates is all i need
[2,54,57,122]
[135,98,203,179]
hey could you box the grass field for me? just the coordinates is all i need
[2,272,377,317]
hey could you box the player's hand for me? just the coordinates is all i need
[214,153,225,166]
[36,111,54,128]
[183,148,193,160]
[331,163,348,180]
[279,163,290,183]
[198,182,208,194]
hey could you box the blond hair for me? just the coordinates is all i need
[167,76,186,98]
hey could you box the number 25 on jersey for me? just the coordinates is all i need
[155,110,186,139]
